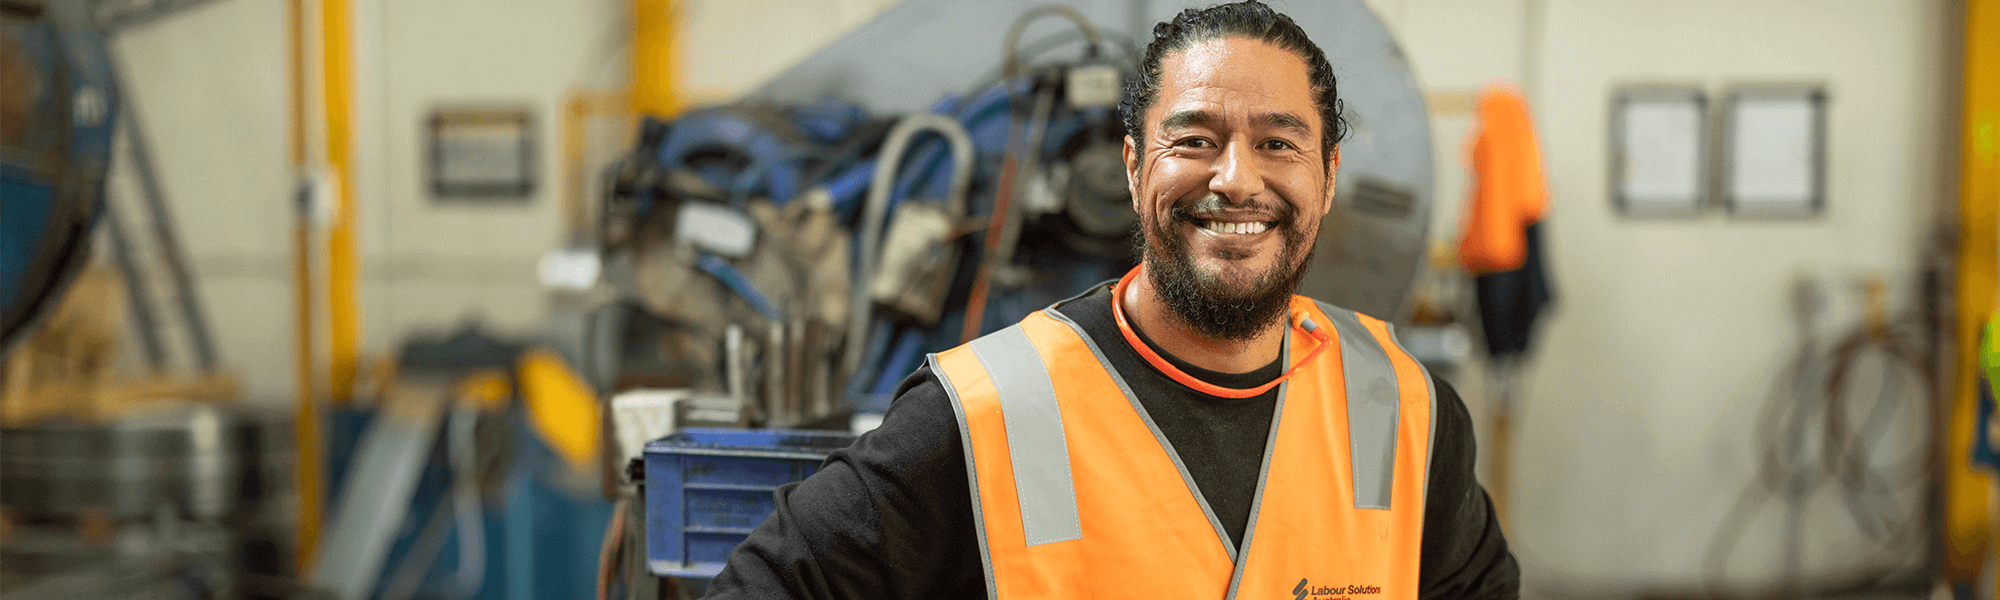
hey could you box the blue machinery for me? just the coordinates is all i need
[598,0,1436,433]
[313,340,617,600]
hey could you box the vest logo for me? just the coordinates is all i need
[1292,578,1383,600]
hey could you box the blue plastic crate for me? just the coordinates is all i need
[644,428,855,578]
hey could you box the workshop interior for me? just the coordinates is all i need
[0,0,1993,598]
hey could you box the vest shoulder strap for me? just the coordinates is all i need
[934,320,1083,546]
[1308,299,1438,508]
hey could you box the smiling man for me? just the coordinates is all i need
[703,2,1518,599]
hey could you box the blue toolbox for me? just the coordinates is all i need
[643,428,855,578]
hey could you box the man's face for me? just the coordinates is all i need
[1124,36,1338,341]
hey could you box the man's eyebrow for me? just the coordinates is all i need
[1159,110,1218,132]
[1253,112,1314,137]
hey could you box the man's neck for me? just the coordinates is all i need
[1122,267,1288,375]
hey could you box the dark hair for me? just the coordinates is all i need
[1119,0,1348,163]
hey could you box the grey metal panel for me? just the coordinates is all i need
[1284,1,1437,323]
[1317,302,1399,510]
[748,0,1139,115]
[748,0,1433,321]
[969,326,1083,547]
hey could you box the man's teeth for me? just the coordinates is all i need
[1200,220,1269,235]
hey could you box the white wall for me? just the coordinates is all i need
[679,0,908,104]
[110,0,293,393]
[1365,0,1952,593]
[107,0,901,406]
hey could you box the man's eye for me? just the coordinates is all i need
[1175,138,1214,149]
[1263,139,1296,151]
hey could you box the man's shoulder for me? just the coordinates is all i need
[875,363,971,457]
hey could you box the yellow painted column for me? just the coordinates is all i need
[631,0,678,117]
[1950,0,2000,584]
[288,0,323,575]
[323,0,361,407]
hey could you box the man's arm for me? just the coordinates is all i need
[1419,375,1521,599]
[702,365,985,599]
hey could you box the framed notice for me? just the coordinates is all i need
[1609,86,1708,218]
[429,106,535,199]
[1722,84,1827,218]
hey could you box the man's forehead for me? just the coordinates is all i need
[1149,36,1317,130]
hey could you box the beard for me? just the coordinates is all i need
[1134,192,1316,342]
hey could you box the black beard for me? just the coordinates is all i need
[1133,195,1314,342]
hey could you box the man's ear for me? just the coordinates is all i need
[1321,145,1341,218]
[1123,135,1142,211]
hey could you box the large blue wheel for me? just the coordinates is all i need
[0,3,117,353]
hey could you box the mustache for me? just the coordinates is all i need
[1167,193,1296,224]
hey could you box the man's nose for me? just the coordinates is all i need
[1208,140,1266,205]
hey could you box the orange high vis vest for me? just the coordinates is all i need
[930,296,1436,600]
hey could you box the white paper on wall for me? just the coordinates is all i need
[1619,100,1705,211]
[1728,97,1818,210]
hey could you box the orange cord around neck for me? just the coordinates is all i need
[1110,266,1333,399]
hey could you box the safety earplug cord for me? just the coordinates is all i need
[1110,266,1333,399]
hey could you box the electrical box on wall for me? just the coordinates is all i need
[428,106,535,200]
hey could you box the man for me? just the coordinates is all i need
[704,2,1518,598]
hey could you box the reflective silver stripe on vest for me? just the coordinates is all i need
[929,353,1000,600]
[969,325,1084,546]
[1382,322,1441,508]
[1317,303,1400,510]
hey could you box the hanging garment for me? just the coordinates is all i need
[1460,84,1554,358]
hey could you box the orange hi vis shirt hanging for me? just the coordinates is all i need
[1459,84,1548,275]
[930,296,1436,599]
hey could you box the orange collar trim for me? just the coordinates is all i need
[1109,266,1333,399]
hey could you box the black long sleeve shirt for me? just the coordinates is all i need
[704,284,1520,598]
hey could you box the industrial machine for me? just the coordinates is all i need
[0,408,294,600]
[753,0,1438,322]
[310,327,616,600]
[594,0,1437,436]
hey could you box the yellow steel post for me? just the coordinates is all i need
[631,0,678,117]
[324,0,360,407]
[1950,0,2000,585]
[288,0,323,575]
